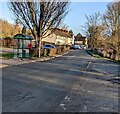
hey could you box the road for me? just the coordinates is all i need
[2,49,119,112]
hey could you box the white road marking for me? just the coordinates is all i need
[88,90,92,93]
[84,105,87,111]
[65,96,70,101]
[59,103,66,110]
[59,96,71,110]
[87,61,91,69]
[84,57,93,73]
[87,57,93,69]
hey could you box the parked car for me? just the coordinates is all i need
[43,44,56,49]
[70,45,80,50]
[80,45,86,49]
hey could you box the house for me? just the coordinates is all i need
[42,28,74,46]
[74,33,87,47]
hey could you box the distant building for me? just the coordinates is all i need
[42,28,74,46]
[74,33,86,45]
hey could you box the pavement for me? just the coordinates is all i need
[2,49,120,112]
[0,46,69,68]
[0,55,63,68]
[0,47,13,54]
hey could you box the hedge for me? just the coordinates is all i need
[31,45,70,57]
[0,38,15,47]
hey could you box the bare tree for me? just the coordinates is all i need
[82,12,101,49]
[102,2,120,36]
[69,30,74,37]
[102,2,120,59]
[59,23,69,30]
[9,0,69,57]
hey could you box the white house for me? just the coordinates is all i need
[42,28,74,45]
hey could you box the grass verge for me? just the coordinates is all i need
[0,53,14,59]
[87,50,120,64]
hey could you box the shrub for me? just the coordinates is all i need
[31,48,44,57]
[56,47,62,54]
[63,46,68,52]
[115,54,120,61]
[110,53,116,60]
[31,45,70,57]
[101,50,107,57]
[44,49,49,57]
[48,48,57,56]
[1,38,15,47]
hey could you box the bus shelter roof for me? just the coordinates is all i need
[13,34,33,40]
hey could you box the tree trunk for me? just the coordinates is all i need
[39,39,41,58]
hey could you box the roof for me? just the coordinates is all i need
[75,33,86,41]
[13,34,33,40]
[75,37,86,41]
[51,28,72,38]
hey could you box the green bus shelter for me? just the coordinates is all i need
[13,34,33,58]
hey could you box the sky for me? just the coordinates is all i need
[0,1,112,36]
[63,2,110,35]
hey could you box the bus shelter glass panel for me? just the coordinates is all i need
[13,34,33,58]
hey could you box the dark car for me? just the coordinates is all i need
[70,45,80,50]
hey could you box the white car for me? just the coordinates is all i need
[80,45,86,49]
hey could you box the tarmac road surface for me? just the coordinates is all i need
[2,49,119,112]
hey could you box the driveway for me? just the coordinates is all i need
[2,49,119,112]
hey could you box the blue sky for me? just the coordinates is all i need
[63,2,110,35]
[0,2,110,36]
